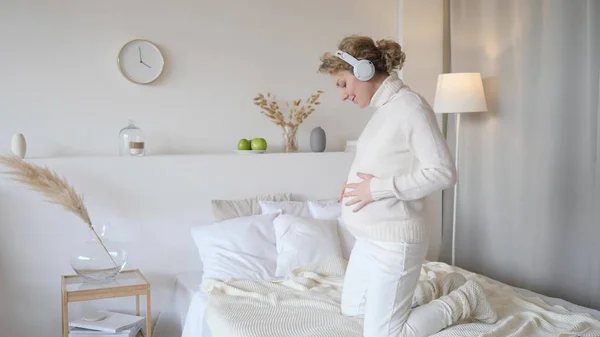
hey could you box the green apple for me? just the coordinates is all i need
[250,138,267,151]
[237,138,251,150]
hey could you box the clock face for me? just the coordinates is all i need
[117,39,164,84]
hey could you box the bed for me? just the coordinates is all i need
[178,262,600,337]
[177,197,600,337]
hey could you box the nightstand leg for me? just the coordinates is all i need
[146,289,152,337]
[62,288,68,337]
[136,295,140,316]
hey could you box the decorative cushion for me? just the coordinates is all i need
[307,200,355,260]
[272,214,343,277]
[191,213,280,281]
[211,193,291,221]
[259,200,311,217]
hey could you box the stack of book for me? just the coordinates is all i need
[68,311,145,337]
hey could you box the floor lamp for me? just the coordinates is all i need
[433,73,488,266]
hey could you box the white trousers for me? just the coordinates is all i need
[341,238,452,337]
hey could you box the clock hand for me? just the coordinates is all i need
[141,61,152,68]
[138,47,142,63]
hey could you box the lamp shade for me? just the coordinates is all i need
[433,73,488,113]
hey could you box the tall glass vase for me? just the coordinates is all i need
[282,125,298,152]
[70,223,128,283]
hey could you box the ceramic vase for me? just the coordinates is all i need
[11,133,26,158]
[310,127,326,152]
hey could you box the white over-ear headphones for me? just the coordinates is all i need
[335,50,375,81]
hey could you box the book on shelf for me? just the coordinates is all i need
[68,311,144,337]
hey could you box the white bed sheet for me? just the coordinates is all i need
[153,271,208,337]
[181,288,212,337]
[479,274,600,320]
[178,264,600,337]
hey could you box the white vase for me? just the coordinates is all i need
[11,134,26,158]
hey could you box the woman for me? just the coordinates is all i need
[318,36,498,337]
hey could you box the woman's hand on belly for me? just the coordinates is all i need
[343,172,374,212]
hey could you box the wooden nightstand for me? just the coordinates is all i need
[61,269,151,337]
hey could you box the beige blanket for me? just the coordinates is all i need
[202,258,600,337]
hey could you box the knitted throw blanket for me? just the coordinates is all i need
[202,258,600,337]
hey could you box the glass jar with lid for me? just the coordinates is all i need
[118,120,145,156]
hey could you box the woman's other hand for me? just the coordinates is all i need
[344,172,374,212]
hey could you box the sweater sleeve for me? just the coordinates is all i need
[369,102,457,201]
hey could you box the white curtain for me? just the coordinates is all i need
[446,0,600,309]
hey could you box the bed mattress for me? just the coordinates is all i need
[152,271,209,337]
[181,288,212,337]
[180,260,600,337]
[160,271,210,337]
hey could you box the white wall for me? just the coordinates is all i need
[401,0,446,104]
[401,0,447,260]
[0,0,397,157]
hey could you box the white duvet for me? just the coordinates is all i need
[201,258,600,337]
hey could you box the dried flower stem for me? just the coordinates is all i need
[0,155,118,267]
[253,90,324,128]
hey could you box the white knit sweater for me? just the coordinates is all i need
[341,72,457,243]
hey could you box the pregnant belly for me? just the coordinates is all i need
[341,197,409,226]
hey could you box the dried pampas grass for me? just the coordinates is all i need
[0,154,117,267]
[253,90,324,127]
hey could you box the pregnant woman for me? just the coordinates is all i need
[318,35,498,337]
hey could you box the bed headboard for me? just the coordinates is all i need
[0,152,441,336]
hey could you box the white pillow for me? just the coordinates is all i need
[307,199,341,218]
[259,200,311,217]
[272,214,343,277]
[307,200,355,260]
[190,212,280,281]
[211,193,291,221]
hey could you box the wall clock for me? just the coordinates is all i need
[117,39,164,84]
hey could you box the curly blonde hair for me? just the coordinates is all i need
[318,35,406,76]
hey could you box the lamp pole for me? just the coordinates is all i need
[452,113,460,266]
